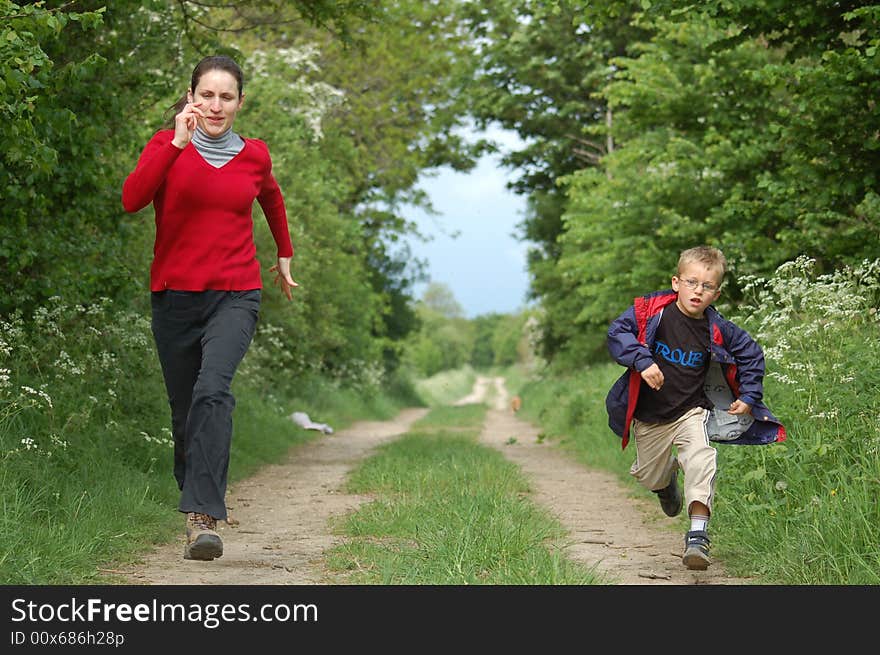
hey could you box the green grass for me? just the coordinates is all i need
[0,381,413,584]
[496,363,530,397]
[324,404,605,584]
[413,365,477,407]
[0,299,419,584]
[410,403,486,431]
[519,358,880,584]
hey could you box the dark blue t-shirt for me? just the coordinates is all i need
[634,301,712,424]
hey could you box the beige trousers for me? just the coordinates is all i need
[630,407,717,514]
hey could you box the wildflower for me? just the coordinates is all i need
[54,351,85,376]
[49,434,68,450]
[830,489,837,496]
[767,371,797,385]
[20,386,53,408]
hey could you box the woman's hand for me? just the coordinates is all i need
[269,257,299,301]
[171,101,205,149]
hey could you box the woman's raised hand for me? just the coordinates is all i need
[171,101,205,149]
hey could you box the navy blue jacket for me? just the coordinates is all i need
[605,290,786,449]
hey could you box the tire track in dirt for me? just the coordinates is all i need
[118,375,752,585]
[117,408,428,585]
[470,375,752,585]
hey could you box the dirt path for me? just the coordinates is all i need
[120,376,751,585]
[472,375,749,585]
[119,408,428,585]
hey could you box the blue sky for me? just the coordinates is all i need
[400,125,533,318]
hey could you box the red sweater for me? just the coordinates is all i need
[122,129,294,292]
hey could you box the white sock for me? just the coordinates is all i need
[690,515,709,532]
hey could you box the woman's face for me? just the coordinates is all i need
[188,69,244,137]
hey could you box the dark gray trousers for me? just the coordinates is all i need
[150,289,260,520]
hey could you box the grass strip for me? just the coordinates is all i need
[326,404,604,585]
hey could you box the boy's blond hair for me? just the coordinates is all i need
[677,246,727,282]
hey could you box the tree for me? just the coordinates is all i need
[491,312,527,367]
[228,0,485,375]
[458,0,649,360]
[552,3,880,366]
[400,283,474,377]
[421,282,465,320]
[0,1,123,314]
[470,313,503,368]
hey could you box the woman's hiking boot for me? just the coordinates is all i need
[652,457,682,517]
[682,530,711,570]
[184,512,223,561]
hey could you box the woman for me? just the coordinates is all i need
[122,55,298,561]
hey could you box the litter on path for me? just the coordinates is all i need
[289,411,334,435]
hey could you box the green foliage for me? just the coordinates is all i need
[403,311,474,378]
[234,46,386,379]
[226,1,485,377]
[548,8,880,364]
[0,292,418,583]
[1,1,121,314]
[413,365,477,408]
[470,314,502,368]
[3,0,479,387]
[714,257,880,582]
[420,282,465,319]
[490,312,528,367]
[458,1,648,360]
[400,284,475,377]
[172,0,379,44]
[0,296,177,583]
[401,285,535,377]
[463,2,880,364]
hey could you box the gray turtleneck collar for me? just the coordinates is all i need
[191,126,245,168]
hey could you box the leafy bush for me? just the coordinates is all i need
[715,257,880,583]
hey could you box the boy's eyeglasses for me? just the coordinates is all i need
[680,278,720,293]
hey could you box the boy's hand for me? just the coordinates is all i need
[640,363,664,390]
[728,399,752,415]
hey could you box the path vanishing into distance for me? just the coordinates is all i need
[118,377,750,585]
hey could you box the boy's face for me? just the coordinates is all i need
[672,262,722,319]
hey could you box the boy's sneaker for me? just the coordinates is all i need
[682,530,711,570]
[653,457,682,517]
[184,512,223,561]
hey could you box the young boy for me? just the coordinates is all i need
[605,246,785,570]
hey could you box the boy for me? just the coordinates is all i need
[605,246,785,570]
